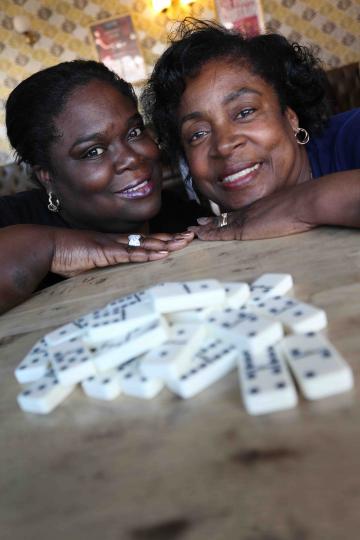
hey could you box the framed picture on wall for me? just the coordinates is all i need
[89,15,147,85]
[215,0,265,36]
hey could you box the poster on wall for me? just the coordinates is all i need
[215,0,265,36]
[89,15,147,85]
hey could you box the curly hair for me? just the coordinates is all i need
[6,60,137,175]
[141,18,330,168]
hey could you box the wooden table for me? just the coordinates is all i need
[1,228,360,540]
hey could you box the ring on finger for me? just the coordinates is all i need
[218,212,228,228]
[128,234,142,247]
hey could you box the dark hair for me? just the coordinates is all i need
[6,60,137,172]
[141,18,330,167]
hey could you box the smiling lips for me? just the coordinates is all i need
[116,178,155,199]
[220,163,260,189]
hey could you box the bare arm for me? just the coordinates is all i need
[0,225,55,313]
[189,170,360,240]
[0,225,194,314]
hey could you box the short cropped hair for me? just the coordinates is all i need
[141,18,330,167]
[6,60,137,170]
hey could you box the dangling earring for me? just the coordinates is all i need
[48,192,60,213]
[294,127,310,145]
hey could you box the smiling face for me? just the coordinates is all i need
[179,59,309,211]
[38,80,162,232]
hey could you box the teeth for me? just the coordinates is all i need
[125,180,149,193]
[222,163,260,183]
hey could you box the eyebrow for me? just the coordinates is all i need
[71,112,142,149]
[180,87,261,126]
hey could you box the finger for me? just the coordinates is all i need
[196,216,216,225]
[111,235,170,251]
[188,224,238,241]
[116,247,169,263]
[165,231,194,251]
[147,232,174,241]
[147,231,195,244]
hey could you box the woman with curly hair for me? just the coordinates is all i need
[141,19,360,240]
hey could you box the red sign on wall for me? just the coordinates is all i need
[215,0,265,37]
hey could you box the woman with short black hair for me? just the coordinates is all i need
[142,19,360,241]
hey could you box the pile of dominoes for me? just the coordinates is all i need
[14,273,354,416]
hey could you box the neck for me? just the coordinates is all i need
[296,147,313,185]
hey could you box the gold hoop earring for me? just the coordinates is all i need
[48,192,60,213]
[295,127,310,145]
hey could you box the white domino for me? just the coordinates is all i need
[280,333,354,400]
[222,281,250,309]
[166,336,238,399]
[17,371,75,414]
[82,370,122,401]
[166,305,216,324]
[148,279,225,313]
[249,295,327,333]
[86,295,158,344]
[207,307,283,354]
[44,317,90,347]
[89,318,169,372]
[238,346,298,415]
[116,359,164,399]
[140,323,207,380]
[15,338,50,383]
[248,273,293,304]
[50,337,96,386]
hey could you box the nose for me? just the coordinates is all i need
[210,122,246,159]
[113,142,143,174]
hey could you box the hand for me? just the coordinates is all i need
[51,229,194,277]
[188,186,316,241]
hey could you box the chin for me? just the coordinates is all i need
[129,196,162,223]
[220,191,261,211]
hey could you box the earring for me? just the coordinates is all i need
[48,192,60,213]
[295,127,310,145]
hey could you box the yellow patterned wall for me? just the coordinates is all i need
[0,0,359,164]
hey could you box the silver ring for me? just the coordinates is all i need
[128,234,142,247]
[218,212,228,228]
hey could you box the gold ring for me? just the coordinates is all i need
[218,213,228,228]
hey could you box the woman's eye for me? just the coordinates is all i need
[128,126,144,139]
[83,146,105,158]
[188,130,207,144]
[236,107,255,119]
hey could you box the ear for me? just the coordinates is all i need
[33,166,52,192]
[285,107,299,131]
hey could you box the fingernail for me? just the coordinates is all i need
[158,250,169,254]
[179,231,194,237]
[197,217,212,225]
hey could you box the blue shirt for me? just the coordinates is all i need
[307,109,360,178]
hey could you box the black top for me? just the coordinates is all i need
[0,187,203,232]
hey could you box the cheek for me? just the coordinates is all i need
[137,139,160,161]
[56,166,111,196]
[187,149,211,181]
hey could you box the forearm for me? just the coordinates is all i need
[0,225,55,314]
[302,170,360,228]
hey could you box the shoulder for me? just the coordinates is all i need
[307,108,360,178]
[0,189,66,228]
